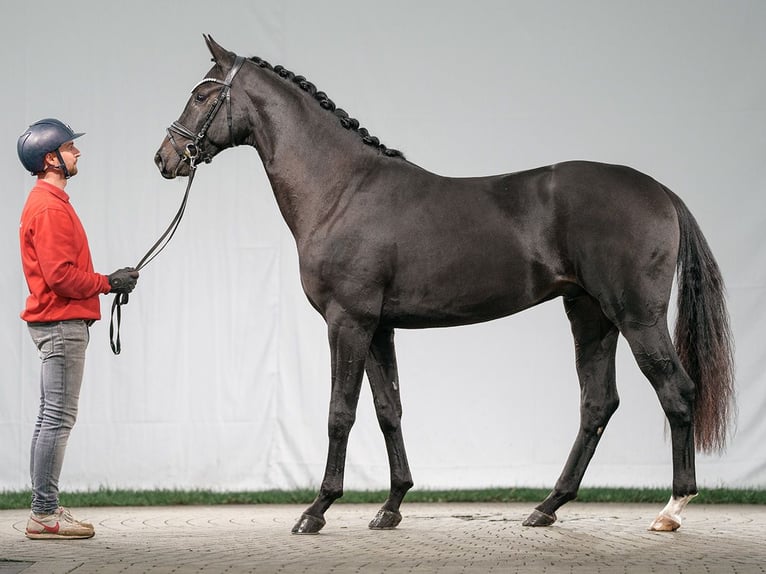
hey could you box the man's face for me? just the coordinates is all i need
[46,140,80,177]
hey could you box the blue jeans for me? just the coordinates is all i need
[27,320,90,515]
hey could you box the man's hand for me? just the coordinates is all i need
[108,267,139,294]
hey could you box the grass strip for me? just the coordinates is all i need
[1,487,765,510]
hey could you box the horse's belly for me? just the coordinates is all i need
[382,302,542,329]
[380,264,565,329]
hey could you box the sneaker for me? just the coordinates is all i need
[25,506,95,539]
[58,506,95,530]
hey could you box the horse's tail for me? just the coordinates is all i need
[664,186,735,453]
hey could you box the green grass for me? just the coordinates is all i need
[1,487,765,510]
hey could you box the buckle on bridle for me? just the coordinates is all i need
[183,143,199,163]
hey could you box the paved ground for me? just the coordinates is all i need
[0,502,764,573]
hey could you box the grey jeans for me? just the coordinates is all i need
[27,320,90,515]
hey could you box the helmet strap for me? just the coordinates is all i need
[52,149,71,179]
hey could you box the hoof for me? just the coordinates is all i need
[649,514,681,532]
[291,513,326,534]
[369,508,402,530]
[522,509,557,527]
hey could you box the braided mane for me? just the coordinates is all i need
[249,56,404,159]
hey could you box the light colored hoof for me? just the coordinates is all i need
[649,514,681,532]
[650,493,696,532]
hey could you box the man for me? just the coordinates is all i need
[17,118,139,539]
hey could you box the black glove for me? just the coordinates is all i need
[108,267,139,294]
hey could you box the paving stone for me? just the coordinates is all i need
[0,503,764,573]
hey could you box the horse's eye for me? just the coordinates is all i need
[195,92,207,103]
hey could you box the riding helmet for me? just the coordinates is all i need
[17,118,85,175]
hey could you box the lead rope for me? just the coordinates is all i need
[109,165,197,354]
[110,55,246,354]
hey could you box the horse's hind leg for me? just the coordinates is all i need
[620,323,698,531]
[365,327,414,529]
[524,293,619,527]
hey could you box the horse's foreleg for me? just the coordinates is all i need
[365,327,413,530]
[524,294,619,527]
[623,325,698,532]
[292,320,373,534]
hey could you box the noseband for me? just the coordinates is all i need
[166,55,246,170]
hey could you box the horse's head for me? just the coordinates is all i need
[155,35,246,179]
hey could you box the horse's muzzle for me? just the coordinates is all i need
[154,149,181,179]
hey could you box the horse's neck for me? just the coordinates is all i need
[243,73,372,244]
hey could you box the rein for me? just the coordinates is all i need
[109,55,246,355]
[108,167,195,354]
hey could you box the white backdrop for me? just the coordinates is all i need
[1,1,764,493]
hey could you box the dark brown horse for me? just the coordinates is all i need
[155,36,734,534]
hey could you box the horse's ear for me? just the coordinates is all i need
[204,34,235,67]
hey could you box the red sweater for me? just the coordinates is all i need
[19,180,111,322]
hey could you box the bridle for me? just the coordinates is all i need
[109,55,246,355]
[166,55,247,171]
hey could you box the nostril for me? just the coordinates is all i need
[154,152,165,176]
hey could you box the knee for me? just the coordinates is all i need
[40,403,78,431]
[581,396,619,432]
[328,411,356,440]
[62,403,79,428]
[374,405,402,434]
